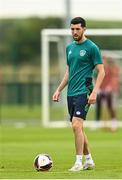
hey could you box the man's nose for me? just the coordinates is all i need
[73,29,77,34]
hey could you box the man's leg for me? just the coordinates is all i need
[83,132,95,170]
[96,93,102,121]
[72,117,84,155]
[69,117,95,171]
[92,93,102,129]
[83,132,90,155]
[69,117,84,171]
[107,93,117,131]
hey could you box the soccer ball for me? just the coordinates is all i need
[34,154,53,171]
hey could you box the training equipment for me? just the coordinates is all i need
[34,154,53,171]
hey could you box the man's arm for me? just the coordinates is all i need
[52,66,69,102]
[88,64,105,104]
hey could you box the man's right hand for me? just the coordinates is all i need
[52,90,61,102]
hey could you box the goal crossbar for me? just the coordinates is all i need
[42,28,122,36]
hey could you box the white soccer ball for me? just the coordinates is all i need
[34,154,53,171]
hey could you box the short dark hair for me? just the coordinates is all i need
[70,17,86,27]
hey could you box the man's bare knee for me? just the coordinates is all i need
[72,117,84,132]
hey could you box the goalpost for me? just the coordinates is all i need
[41,28,122,128]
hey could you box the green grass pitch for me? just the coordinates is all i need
[0,125,122,179]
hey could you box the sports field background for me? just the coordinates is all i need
[0,125,122,179]
[0,104,122,178]
[0,17,122,179]
[0,104,122,123]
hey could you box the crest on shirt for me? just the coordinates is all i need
[80,50,86,56]
[68,50,72,55]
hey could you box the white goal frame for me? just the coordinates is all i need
[41,28,122,128]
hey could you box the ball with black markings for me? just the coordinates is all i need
[34,154,53,171]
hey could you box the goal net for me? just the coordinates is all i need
[41,28,122,128]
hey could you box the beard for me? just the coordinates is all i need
[73,33,83,42]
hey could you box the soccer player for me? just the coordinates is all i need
[94,56,120,131]
[52,17,105,172]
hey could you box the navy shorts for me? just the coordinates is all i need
[67,93,90,121]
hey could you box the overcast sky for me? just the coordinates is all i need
[0,0,122,20]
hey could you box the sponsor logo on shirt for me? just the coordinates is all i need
[80,50,86,56]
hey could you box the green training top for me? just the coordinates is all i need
[66,39,102,96]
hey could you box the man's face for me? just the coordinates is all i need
[70,23,86,42]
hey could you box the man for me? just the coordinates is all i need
[52,17,105,172]
[94,56,119,131]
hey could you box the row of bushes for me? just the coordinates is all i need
[0,17,122,66]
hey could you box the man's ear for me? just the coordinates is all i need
[83,27,86,31]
